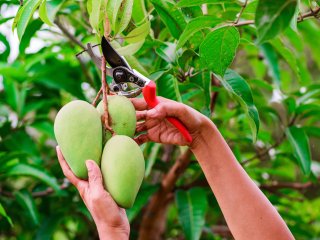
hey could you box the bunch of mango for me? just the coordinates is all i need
[54,96,145,208]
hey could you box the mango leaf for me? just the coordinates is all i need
[106,0,121,31]
[260,43,280,88]
[150,0,186,39]
[115,0,134,34]
[126,21,150,44]
[220,69,260,141]
[155,42,177,64]
[19,19,43,53]
[5,163,61,193]
[16,0,42,40]
[177,0,235,7]
[200,26,240,77]
[255,0,298,44]
[145,143,161,177]
[285,126,311,175]
[35,214,62,240]
[113,40,145,56]
[126,185,158,222]
[0,203,13,227]
[15,189,40,226]
[39,0,65,26]
[177,16,219,50]
[157,74,182,102]
[88,0,103,33]
[175,188,208,240]
[132,0,148,24]
[0,33,10,61]
[0,16,14,25]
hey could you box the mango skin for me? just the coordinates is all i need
[97,96,136,141]
[54,100,102,179]
[101,135,145,208]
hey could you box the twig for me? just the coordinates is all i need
[233,7,320,27]
[54,18,86,50]
[210,73,220,114]
[19,0,23,6]
[234,0,248,24]
[101,57,114,134]
[92,87,103,106]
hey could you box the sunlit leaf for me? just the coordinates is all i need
[0,203,13,227]
[116,0,134,34]
[220,69,260,141]
[39,0,65,26]
[157,74,182,102]
[126,21,150,44]
[200,26,240,76]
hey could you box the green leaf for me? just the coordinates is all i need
[19,19,43,53]
[150,0,187,39]
[15,189,40,226]
[200,26,240,77]
[177,16,219,50]
[126,21,150,44]
[6,163,61,193]
[285,126,311,175]
[89,0,103,33]
[115,0,134,34]
[39,0,65,26]
[255,0,298,44]
[0,203,13,227]
[106,0,123,31]
[175,188,208,240]
[0,33,10,61]
[221,69,260,141]
[177,0,235,7]
[157,74,182,102]
[155,42,177,63]
[113,40,145,56]
[145,143,161,177]
[132,0,148,24]
[16,0,42,40]
[126,185,158,222]
[260,43,280,88]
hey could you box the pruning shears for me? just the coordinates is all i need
[86,36,192,143]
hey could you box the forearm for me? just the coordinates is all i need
[191,120,294,240]
[96,224,129,240]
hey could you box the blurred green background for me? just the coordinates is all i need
[0,0,320,239]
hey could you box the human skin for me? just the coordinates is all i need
[57,96,294,240]
[56,147,129,240]
[132,97,294,240]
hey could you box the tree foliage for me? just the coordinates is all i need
[0,0,320,239]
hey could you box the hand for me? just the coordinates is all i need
[56,146,129,240]
[131,97,211,148]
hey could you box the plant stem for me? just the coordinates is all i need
[234,0,248,24]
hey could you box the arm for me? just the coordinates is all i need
[56,147,129,240]
[132,97,294,240]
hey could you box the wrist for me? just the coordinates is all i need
[190,117,218,152]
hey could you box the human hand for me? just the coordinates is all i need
[56,146,129,240]
[131,97,211,148]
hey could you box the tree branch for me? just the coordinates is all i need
[138,149,192,240]
[233,7,320,27]
[234,0,248,24]
[54,18,86,50]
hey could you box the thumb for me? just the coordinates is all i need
[86,160,104,191]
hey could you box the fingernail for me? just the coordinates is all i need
[86,160,93,170]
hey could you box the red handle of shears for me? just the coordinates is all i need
[142,81,192,143]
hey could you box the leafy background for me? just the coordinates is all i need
[0,0,320,239]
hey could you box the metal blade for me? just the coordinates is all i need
[101,36,130,68]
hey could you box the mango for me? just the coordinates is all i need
[97,96,136,141]
[101,135,145,208]
[54,100,102,179]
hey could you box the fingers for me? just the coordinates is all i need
[86,160,105,193]
[136,110,148,121]
[56,146,82,187]
[148,101,187,120]
[131,98,148,111]
[134,134,149,145]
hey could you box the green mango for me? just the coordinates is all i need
[54,100,102,179]
[101,135,145,208]
[97,96,136,141]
